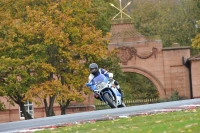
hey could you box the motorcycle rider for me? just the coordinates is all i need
[88,63,124,100]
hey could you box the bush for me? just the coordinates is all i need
[158,90,187,102]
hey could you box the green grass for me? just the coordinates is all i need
[35,108,200,133]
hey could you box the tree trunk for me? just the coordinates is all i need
[44,99,48,116]
[48,96,55,116]
[44,96,56,117]
[19,101,33,120]
[43,72,56,117]
[60,100,70,115]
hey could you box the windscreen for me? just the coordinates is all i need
[92,74,108,85]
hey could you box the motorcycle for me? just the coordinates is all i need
[86,74,126,108]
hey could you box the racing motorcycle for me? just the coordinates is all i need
[86,74,126,108]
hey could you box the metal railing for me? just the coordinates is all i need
[95,98,158,110]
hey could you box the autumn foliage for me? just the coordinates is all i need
[0,0,118,118]
[191,21,200,52]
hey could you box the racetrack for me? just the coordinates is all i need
[0,98,200,133]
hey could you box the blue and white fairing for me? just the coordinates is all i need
[87,74,122,103]
[89,74,109,91]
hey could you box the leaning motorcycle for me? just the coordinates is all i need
[86,74,126,108]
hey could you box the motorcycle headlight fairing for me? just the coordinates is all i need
[96,82,107,90]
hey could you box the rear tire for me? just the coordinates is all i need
[103,93,117,108]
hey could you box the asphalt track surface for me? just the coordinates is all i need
[0,98,200,133]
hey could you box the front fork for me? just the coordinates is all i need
[94,89,115,103]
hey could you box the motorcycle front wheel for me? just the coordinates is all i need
[103,93,117,108]
[118,102,126,108]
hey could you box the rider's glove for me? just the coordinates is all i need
[86,83,91,87]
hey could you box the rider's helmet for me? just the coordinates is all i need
[89,63,98,75]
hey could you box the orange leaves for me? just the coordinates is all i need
[26,80,84,106]
[27,80,63,100]
[40,63,55,73]
[0,0,119,111]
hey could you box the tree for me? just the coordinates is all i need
[0,88,5,111]
[120,73,159,99]
[0,0,121,118]
[191,21,200,53]
[89,0,118,36]
[191,0,200,52]
[131,0,200,53]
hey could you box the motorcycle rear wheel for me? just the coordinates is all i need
[103,93,117,108]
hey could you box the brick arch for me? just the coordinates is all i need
[109,21,191,99]
[122,66,166,99]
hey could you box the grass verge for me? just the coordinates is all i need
[35,108,200,133]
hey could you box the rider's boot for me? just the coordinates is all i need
[114,81,124,100]
[117,87,124,100]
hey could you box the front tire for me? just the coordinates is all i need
[103,93,117,108]
[118,102,126,108]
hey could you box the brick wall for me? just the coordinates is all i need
[191,60,200,98]
[0,94,95,123]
